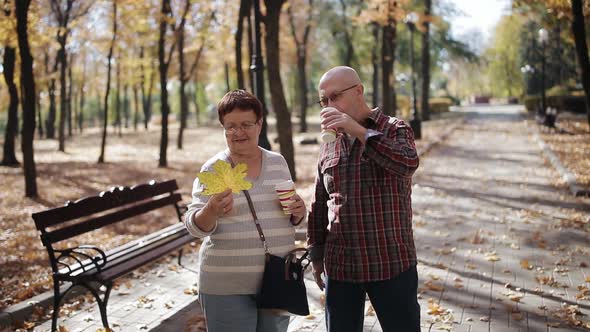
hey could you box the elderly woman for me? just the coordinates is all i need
[185,90,306,332]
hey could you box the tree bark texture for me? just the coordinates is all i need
[2,46,19,166]
[420,0,431,121]
[571,0,590,127]
[16,0,38,197]
[264,0,296,180]
[98,0,117,163]
[371,23,380,108]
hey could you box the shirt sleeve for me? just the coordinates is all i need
[306,161,329,262]
[184,174,217,238]
[362,119,419,178]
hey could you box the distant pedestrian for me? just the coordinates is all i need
[307,66,421,332]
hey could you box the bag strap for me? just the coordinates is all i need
[243,189,270,254]
[228,156,270,254]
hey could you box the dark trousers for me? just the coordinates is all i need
[325,265,421,332]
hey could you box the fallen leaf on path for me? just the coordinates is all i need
[184,287,199,295]
[520,260,533,270]
[424,280,444,292]
[470,230,486,244]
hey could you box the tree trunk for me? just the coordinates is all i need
[224,62,230,92]
[236,0,251,89]
[382,24,394,116]
[78,57,86,132]
[287,0,313,133]
[391,22,398,113]
[250,0,271,150]
[177,22,188,150]
[133,83,139,131]
[296,50,308,132]
[371,23,379,108]
[36,88,43,138]
[57,47,68,151]
[123,83,129,128]
[158,0,172,168]
[115,58,121,136]
[420,0,431,121]
[67,54,74,136]
[571,0,590,128]
[140,46,149,129]
[264,0,296,180]
[146,61,155,128]
[53,0,73,152]
[247,8,254,92]
[43,51,54,138]
[191,82,200,126]
[47,78,57,139]
[338,0,354,66]
[2,46,19,166]
[98,0,117,163]
[16,0,38,197]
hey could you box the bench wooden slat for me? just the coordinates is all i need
[32,179,179,229]
[43,193,182,244]
[98,232,193,281]
[57,223,188,277]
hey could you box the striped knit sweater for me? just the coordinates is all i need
[185,148,296,295]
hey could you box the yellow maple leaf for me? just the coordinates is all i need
[197,160,252,195]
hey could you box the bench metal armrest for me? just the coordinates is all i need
[55,245,108,274]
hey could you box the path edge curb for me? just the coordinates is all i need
[527,120,589,197]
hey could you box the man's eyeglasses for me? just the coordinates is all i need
[223,121,258,135]
[318,84,358,108]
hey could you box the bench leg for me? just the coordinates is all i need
[178,248,184,265]
[51,280,61,332]
[51,281,77,332]
[83,281,113,329]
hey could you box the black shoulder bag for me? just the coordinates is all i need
[242,189,311,316]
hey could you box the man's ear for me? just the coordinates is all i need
[358,84,364,95]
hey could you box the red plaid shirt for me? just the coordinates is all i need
[307,108,419,282]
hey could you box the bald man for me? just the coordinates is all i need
[306,66,421,332]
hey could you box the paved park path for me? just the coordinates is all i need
[33,105,590,331]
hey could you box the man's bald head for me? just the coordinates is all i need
[318,66,361,90]
[317,66,371,122]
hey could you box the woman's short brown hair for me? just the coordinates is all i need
[217,90,263,124]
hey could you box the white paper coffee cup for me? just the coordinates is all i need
[275,180,295,214]
[320,107,338,143]
[320,128,336,143]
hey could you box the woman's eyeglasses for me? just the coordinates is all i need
[223,121,258,135]
[317,84,358,108]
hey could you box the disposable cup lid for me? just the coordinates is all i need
[275,180,295,191]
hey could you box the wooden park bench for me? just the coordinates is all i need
[31,179,194,332]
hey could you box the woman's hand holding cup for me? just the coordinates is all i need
[287,192,306,219]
